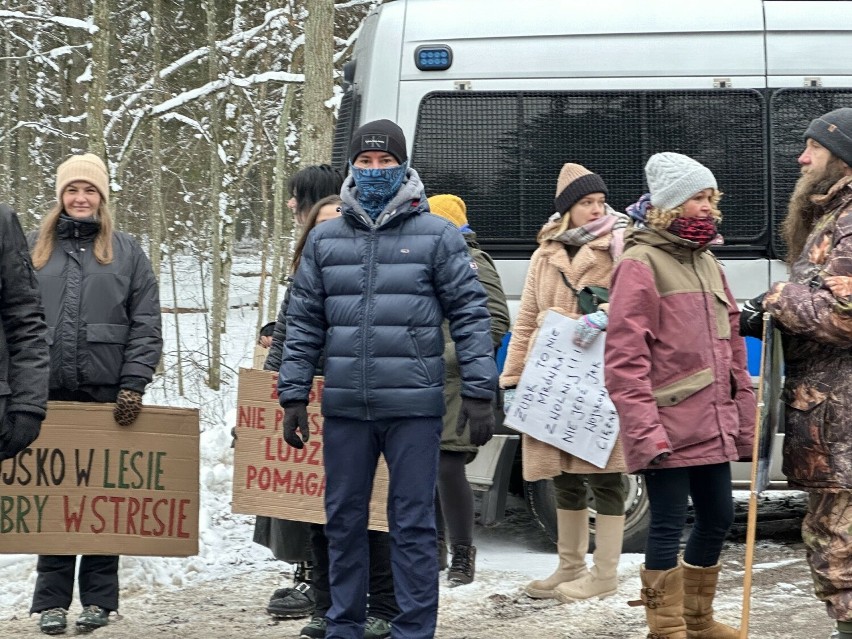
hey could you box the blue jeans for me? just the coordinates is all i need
[643,462,734,570]
[323,416,442,639]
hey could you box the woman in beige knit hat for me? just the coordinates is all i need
[500,163,629,604]
[28,153,163,635]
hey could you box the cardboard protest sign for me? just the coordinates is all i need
[503,311,619,468]
[0,402,200,556]
[231,368,389,531]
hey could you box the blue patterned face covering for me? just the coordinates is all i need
[350,162,408,220]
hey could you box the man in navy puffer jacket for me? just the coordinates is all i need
[278,119,497,639]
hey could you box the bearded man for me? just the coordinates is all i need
[740,107,852,639]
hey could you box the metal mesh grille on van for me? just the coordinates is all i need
[770,89,852,260]
[331,88,361,172]
[412,90,768,257]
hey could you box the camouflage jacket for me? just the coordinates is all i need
[765,176,852,491]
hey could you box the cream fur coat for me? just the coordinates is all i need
[500,229,627,480]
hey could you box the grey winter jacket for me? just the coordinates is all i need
[29,215,162,402]
[278,169,497,419]
[0,204,49,420]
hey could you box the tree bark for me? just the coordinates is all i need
[206,0,224,391]
[149,0,165,278]
[87,0,110,160]
[267,83,297,323]
[1,0,13,208]
[300,0,335,166]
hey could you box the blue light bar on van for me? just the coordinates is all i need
[415,45,452,71]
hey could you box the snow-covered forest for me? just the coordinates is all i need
[0,0,378,389]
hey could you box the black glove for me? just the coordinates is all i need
[457,397,495,447]
[114,389,143,426]
[282,401,309,449]
[0,411,42,461]
[739,293,767,339]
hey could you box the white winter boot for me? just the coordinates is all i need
[524,509,590,599]
[554,513,624,602]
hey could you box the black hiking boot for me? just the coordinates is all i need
[75,605,109,632]
[267,561,316,619]
[299,616,327,639]
[364,616,392,639]
[38,608,67,635]
[448,544,476,586]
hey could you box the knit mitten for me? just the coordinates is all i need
[573,311,608,347]
[114,389,143,426]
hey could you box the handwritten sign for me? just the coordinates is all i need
[0,402,200,556]
[503,311,619,468]
[231,368,389,531]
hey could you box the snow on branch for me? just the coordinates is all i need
[150,72,304,116]
[106,8,291,138]
[0,10,98,34]
[334,0,379,9]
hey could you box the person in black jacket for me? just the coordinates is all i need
[253,165,346,623]
[28,153,163,636]
[0,204,50,463]
[279,120,498,639]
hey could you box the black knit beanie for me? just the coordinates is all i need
[804,107,852,166]
[553,163,608,215]
[349,119,408,164]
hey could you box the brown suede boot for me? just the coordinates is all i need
[554,514,624,602]
[628,565,687,639]
[680,560,739,638]
[524,509,590,599]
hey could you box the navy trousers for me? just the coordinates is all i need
[323,416,442,639]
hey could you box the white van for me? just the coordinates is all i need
[331,0,852,549]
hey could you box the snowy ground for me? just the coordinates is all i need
[0,253,834,638]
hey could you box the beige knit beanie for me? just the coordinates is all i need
[553,163,608,215]
[56,153,109,204]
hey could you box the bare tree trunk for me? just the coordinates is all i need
[206,0,224,391]
[1,2,13,208]
[301,0,335,166]
[16,47,32,218]
[267,84,297,323]
[87,0,110,161]
[148,0,164,278]
[66,0,88,156]
[255,51,272,336]
[166,227,185,397]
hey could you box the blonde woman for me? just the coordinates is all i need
[29,153,162,635]
[605,152,755,638]
[500,163,628,604]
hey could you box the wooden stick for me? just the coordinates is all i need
[739,313,771,639]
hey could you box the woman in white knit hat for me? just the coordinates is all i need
[604,152,756,639]
[500,163,629,604]
[28,153,162,635]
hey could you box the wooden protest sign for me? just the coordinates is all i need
[231,368,389,531]
[0,402,200,556]
[503,310,619,468]
[740,314,784,638]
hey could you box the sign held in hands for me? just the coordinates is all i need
[503,311,619,469]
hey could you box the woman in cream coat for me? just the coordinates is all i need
[501,163,628,604]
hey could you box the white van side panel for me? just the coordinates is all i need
[765,1,852,77]
[401,0,765,81]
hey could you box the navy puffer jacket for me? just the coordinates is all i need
[278,169,497,420]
